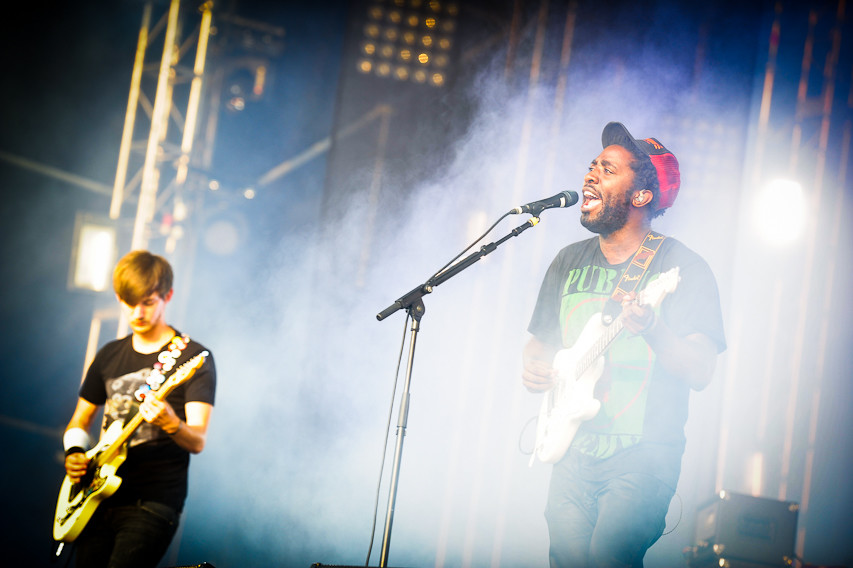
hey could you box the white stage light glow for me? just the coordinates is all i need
[69,214,118,292]
[752,179,806,246]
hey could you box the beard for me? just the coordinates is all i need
[580,191,632,236]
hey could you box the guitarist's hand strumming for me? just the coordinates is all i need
[522,336,558,393]
[64,452,90,485]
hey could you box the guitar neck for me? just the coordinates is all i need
[93,381,179,468]
[575,317,625,377]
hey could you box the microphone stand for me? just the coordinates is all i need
[374,214,542,567]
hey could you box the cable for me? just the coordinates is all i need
[364,312,410,567]
[662,491,682,536]
[518,414,538,456]
[426,211,512,285]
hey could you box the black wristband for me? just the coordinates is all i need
[64,447,85,457]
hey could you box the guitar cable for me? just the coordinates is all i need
[518,414,539,457]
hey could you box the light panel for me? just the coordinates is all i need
[356,0,458,87]
[69,215,118,292]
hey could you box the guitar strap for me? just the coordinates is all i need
[602,231,666,325]
[133,333,191,402]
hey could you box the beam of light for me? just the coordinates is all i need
[749,451,764,497]
[752,179,807,246]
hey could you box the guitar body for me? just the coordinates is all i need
[54,420,127,542]
[532,314,607,464]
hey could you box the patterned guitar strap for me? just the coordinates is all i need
[133,333,192,402]
[601,231,666,325]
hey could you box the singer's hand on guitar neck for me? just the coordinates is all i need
[619,292,657,335]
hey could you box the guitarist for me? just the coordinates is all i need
[522,122,726,568]
[61,250,216,568]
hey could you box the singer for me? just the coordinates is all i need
[522,122,726,567]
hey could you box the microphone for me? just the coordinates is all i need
[510,190,579,215]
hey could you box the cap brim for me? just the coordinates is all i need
[602,122,645,156]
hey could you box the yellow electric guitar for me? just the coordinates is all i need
[53,351,207,542]
[530,268,680,465]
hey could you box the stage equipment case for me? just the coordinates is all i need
[684,490,799,568]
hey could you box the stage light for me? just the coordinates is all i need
[752,179,807,246]
[203,217,243,256]
[364,23,380,38]
[357,0,456,87]
[395,66,410,80]
[69,215,118,292]
[227,96,246,112]
[252,65,267,97]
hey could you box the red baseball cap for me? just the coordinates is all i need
[602,122,680,210]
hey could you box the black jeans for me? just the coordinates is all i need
[75,500,180,568]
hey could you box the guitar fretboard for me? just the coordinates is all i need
[575,316,625,378]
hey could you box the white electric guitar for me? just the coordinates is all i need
[53,351,208,542]
[530,268,680,465]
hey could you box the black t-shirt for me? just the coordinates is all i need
[528,236,725,483]
[79,330,216,511]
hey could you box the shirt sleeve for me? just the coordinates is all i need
[528,247,573,347]
[183,348,216,405]
[661,248,727,354]
[78,342,118,405]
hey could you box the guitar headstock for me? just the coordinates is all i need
[638,267,680,308]
[160,351,209,392]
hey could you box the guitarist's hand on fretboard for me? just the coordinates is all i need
[64,452,90,485]
[139,397,180,434]
[618,291,658,335]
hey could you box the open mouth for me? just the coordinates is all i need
[581,188,601,213]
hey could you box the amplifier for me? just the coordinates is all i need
[687,490,799,567]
